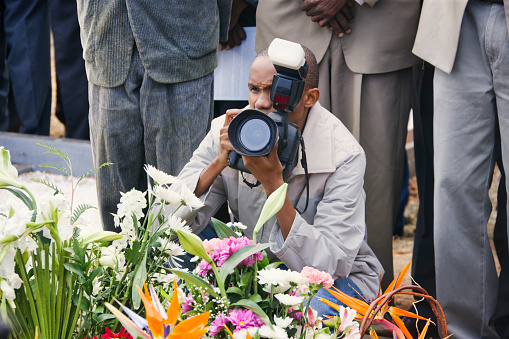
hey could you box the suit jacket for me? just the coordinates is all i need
[413,0,509,74]
[255,0,421,74]
[76,0,231,87]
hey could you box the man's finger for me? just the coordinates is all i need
[335,12,351,34]
[341,5,354,22]
[328,19,344,37]
[300,0,313,12]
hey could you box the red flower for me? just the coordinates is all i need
[100,327,133,339]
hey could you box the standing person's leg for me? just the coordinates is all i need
[89,47,146,232]
[49,0,89,140]
[492,5,509,337]
[318,35,412,289]
[408,62,437,323]
[433,3,500,337]
[0,1,8,132]
[140,72,213,178]
[4,0,51,135]
[360,68,412,290]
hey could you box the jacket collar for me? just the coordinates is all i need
[292,101,336,176]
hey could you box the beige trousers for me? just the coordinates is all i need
[318,34,413,288]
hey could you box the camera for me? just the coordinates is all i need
[227,38,308,182]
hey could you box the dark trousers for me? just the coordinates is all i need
[49,0,89,140]
[0,0,51,135]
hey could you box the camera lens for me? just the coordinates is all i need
[239,119,271,152]
[228,109,278,156]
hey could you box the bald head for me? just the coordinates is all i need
[255,44,319,90]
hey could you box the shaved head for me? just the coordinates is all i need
[255,43,319,90]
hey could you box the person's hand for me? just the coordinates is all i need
[300,0,355,38]
[216,109,242,168]
[218,22,247,51]
[242,143,284,196]
[219,0,249,50]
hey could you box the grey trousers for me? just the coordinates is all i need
[434,2,509,338]
[319,34,412,288]
[89,47,214,232]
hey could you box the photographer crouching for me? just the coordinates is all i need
[176,39,383,316]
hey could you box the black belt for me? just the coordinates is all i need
[477,0,504,4]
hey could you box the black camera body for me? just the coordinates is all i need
[227,110,301,181]
[227,38,308,182]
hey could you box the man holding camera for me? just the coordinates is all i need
[176,40,382,314]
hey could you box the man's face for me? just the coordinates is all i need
[248,56,309,130]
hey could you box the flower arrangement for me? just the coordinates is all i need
[0,144,450,339]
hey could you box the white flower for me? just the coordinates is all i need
[166,214,189,233]
[284,271,309,285]
[0,208,32,239]
[157,238,185,256]
[0,147,22,189]
[92,276,102,295]
[275,294,304,306]
[258,268,293,293]
[154,186,182,206]
[274,316,293,328]
[144,164,176,186]
[117,189,147,220]
[233,327,259,339]
[153,271,178,290]
[227,221,247,230]
[180,185,204,209]
[259,325,288,339]
[38,192,74,241]
[338,306,359,334]
[99,245,125,270]
[315,333,334,339]
[0,280,15,300]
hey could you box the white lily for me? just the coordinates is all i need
[0,147,22,189]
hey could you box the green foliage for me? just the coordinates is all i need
[71,204,97,224]
[76,162,113,187]
[211,217,238,239]
[29,178,62,195]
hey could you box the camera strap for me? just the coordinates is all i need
[295,137,309,214]
[241,172,261,189]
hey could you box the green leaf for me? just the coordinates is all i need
[211,218,238,239]
[63,263,86,280]
[232,299,273,329]
[169,269,219,298]
[96,313,117,322]
[218,244,271,286]
[253,183,288,243]
[30,178,62,195]
[226,287,244,296]
[249,294,263,303]
[176,229,212,263]
[71,203,97,224]
[38,162,71,176]
[79,231,122,245]
[76,162,113,187]
[0,187,34,210]
[132,254,147,309]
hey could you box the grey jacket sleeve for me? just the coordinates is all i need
[269,152,367,281]
[174,122,228,234]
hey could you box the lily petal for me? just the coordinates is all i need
[105,302,151,339]
[167,279,180,327]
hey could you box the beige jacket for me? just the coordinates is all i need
[176,102,383,301]
[413,0,509,74]
[255,0,421,74]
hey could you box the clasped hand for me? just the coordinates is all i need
[300,0,355,38]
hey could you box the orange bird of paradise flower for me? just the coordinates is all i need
[319,262,434,339]
[105,280,210,339]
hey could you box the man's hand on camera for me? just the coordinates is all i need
[242,144,284,196]
[300,0,355,38]
[216,109,242,168]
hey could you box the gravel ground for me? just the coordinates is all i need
[2,171,103,236]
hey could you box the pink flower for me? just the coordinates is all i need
[226,309,265,332]
[197,260,212,277]
[209,312,229,336]
[301,266,334,288]
[203,238,223,253]
[288,306,303,322]
[181,293,194,314]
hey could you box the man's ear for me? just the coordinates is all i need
[303,88,320,108]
